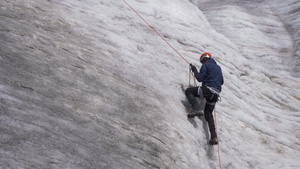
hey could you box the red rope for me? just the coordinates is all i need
[214,109,222,169]
[122,0,190,65]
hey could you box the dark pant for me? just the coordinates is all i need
[185,86,218,139]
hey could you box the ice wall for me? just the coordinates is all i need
[0,0,299,168]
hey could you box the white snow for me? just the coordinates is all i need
[1,0,300,168]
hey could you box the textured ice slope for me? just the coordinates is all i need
[0,0,299,168]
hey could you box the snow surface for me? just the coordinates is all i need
[0,0,300,168]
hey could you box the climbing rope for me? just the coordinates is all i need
[214,109,222,169]
[189,67,197,87]
[123,1,221,168]
[122,0,190,65]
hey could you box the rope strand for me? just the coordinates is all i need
[122,0,190,64]
[214,109,222,169]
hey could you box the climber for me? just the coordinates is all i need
[185,52,224,145]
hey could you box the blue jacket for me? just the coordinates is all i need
[194,58,224,92]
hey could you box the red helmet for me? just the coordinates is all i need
[200,52,211,63]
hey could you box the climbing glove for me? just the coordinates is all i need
[190,64,197,73]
